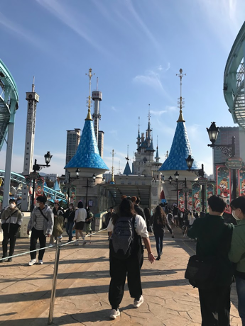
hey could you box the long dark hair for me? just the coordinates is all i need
[144,207,151,221]
[153,205,167,225]
[119,198,136,217]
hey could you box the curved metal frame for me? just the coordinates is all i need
[0,169,66,202]
[224,22,245,129]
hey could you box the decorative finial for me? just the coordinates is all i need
[111,149,115,183]
[138,116,140,135]
[85,108,92,120]
[176,68,186,122]
[86,68,95,111]
[32,76,35,92]
[125,145,130,161]
[148,104,151,123]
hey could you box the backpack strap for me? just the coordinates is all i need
[5,210,18,222]
[38,207,49,222]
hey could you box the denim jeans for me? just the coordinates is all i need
[154,233,164,257]
[66,221,73,241]
[236,276,245,326]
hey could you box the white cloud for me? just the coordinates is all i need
[133,70,164,91]
[0,12,44,49]
[166,106,178,112]
[36,0,111,57]
[197,0,244,49]
[150,110,167,116]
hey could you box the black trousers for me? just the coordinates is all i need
[2,223,19,257]
[30,228,46,260]
[198,285,231,326]
[109,251,143,309]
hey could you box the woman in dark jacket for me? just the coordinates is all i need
[64,203,75,242]
[152,205,168,260]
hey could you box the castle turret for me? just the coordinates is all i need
[159,69,198,171]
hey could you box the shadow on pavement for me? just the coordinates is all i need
[0,309,111,326]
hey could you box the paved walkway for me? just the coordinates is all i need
[0,228,242,326]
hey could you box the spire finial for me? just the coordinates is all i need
[111,149,115,183]
[96,77,99,91]
[32,76,35,92]
[125,145,129,161]
[176,68,186,122]
[85,108,92,120]
[138,116,140,135]
[148,104,151,124]
[86,68,95,111]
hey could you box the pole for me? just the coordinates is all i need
[202,185,205,213]
[176,179,179,207]
[3,122,14,208]
[48,241,61,324]
[31,176,35,212]
[184,178,187,211]
[232,169,237,200]
[231,136,236,200]
[85,178,89,207]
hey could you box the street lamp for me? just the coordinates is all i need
[168,172,185,209]
[186,155,205,212]
[76,168,80,179]
[84,174,96,207]
[207,121,237,200]
[30,151,52,212]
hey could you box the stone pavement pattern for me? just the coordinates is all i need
[0,229,242,326]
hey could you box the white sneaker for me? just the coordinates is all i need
[134,295,144,308]
[28,259,36,266]
[74,240,79,246]
[38,260,43,265]
[109,309,120,319]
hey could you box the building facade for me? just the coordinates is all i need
[65,129,81,166]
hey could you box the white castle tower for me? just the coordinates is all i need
[22,78,39,211]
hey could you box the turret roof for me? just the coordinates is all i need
[65,110,109,171]
[159,120,198,171]
[123,162,132,175]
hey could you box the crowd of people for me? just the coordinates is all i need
[0,195,94,265]
[0,194,245,325]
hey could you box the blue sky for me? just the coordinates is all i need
[0,0,244,177]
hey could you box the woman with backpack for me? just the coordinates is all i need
[152,205,168,260]
[107,197,155,320]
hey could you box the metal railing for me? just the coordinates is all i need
[0,228,107,324]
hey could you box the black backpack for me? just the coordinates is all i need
[110,216,135,260]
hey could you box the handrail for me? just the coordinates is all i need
[0,227,107,324]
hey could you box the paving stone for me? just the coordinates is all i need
[0,229,242,325]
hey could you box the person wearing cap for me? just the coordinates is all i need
[1,199,23,262]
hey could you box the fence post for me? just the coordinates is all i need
[48,241,61,324]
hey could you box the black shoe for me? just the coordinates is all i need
[0,256,6,263]
[7,258,12,262]
[156,256,160,260]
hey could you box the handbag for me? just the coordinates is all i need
[185,255,219,289]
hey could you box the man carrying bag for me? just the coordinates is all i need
[186,195,234,326]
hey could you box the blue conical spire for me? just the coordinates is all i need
[65,109,109,171]
[159,119,198,171]
[123,161,132,175]
[53,180,60,192]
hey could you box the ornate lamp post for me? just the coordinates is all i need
[186,155,205,212]
[30,151,52,212]
[168,171,188,209]
[84,174,96,207]
[65,168,80,205]
[207,122,239,200]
